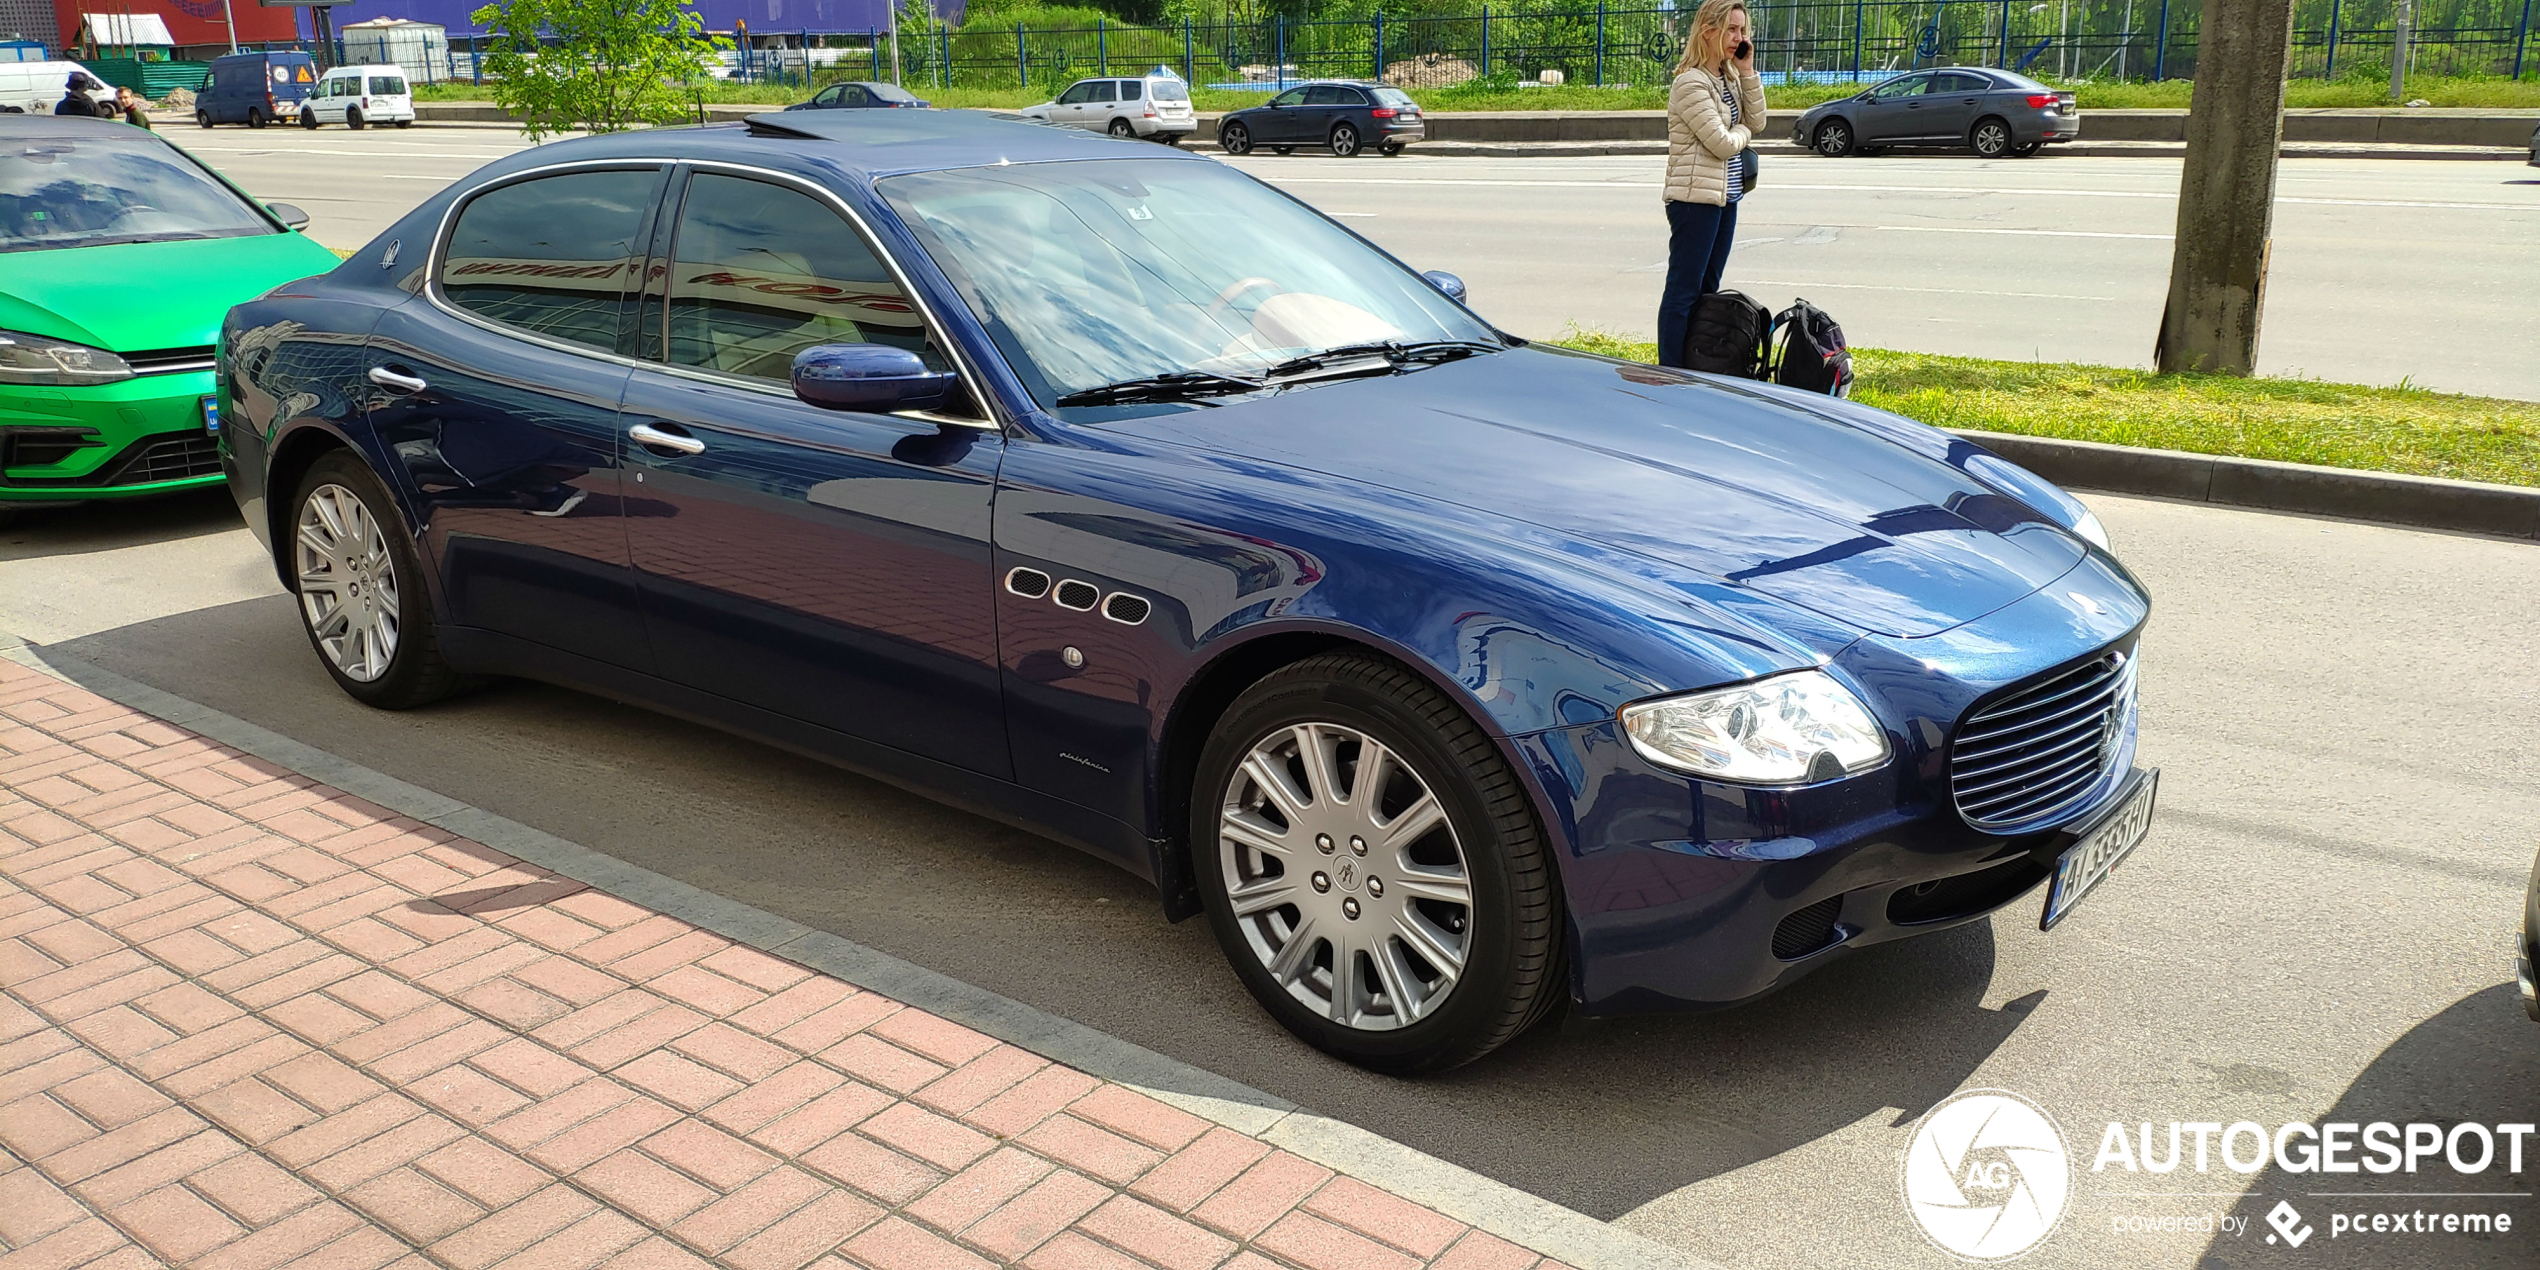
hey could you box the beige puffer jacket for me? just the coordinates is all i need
[1665,64,1768,206]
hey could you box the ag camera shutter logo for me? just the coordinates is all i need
[1903,1090,2073,1261]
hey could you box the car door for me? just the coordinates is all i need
[617,166,1010,776]
[1078,79,1118,131]
[1050,80,1093,127]
[1259,86,1310,142]
[314,76,347,124]
[1856,72,1933,141]
[1924,71,1990,141]
[365,164,664,670]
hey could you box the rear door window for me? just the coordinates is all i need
[369,76,406,95]
[1089,81,1118,103]
[438,167,663,353]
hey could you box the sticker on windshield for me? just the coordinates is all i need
[1125,206,1153,221]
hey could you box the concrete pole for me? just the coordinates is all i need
[2155,0,2295,376]
[2388,0,2412,99]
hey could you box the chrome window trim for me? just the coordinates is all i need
[423,156,1004,433]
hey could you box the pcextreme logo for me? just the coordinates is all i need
[1902,1090,2074,1262]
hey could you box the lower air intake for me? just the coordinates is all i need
[1770,896,1844,960]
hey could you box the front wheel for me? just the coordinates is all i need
[1108,116,1135,139]
[1193,653,1563,1074]
[2011,140,2042,157]
[1813,118,1854,157]
[299,108,319,129]
[291,452,469,709]
[1378,140,1403,156]
[196,110,212,128]
[1219,120,1252,155]
[1329,121,1361,157]
[1970,117,2013,158]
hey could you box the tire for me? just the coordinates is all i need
[247,108,266,129]
[196,110,212,128]
[1219,120,1252,155]
[1378,141,1403,156]
[1107,116,1135,139]
[1192,653,1563,1074]
[1813,118,1854,157]
[1970,116,2012,158]
[2011,141,2042,157]
[299,107,319,129]
[346,108,364,130]
[289,452,469,710]
[1329,121,1360,157]
[394,119,412,128]
[1272,145,1293,155]
[1156,133,1180,146]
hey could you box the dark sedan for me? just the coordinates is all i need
[220,109,2152,1074]
[1794,67,2077,158]
[1218,81,1423,157]
[785,80,928,111]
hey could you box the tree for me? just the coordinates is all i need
[470,0,721,140]
[2154,0,2296,376]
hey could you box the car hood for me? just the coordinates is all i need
[0,231,340,352]
[1104,346,2089,638]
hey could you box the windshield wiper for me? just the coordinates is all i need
[1054,370,1266,409]
[1261,339,1503,382]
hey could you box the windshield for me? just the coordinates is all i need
[880,158,1493,415]
[0,132,273,253]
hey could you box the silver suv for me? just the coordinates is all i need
[1021,75,1197,143]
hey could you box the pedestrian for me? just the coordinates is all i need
[116,86,152,130]
[56,71,110,118]
[1656,0,1766,369]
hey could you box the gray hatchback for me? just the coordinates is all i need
[1794,67,2077,158]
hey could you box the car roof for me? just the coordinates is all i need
[0,114,164,142]
[479,111,1194,184]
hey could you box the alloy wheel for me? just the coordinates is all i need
[1972,120,2011,157]
[1331,123,1360,156]
[1816,120,1852,157]
[1109,117,1135,138]
[295,483,401,682]
[1221,122,1251,155]
[1218,721,1473,1031]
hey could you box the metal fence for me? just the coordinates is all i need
[886,0,2532,90]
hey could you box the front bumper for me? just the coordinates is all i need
[1,372,224,501]
[1524,552,2150,1014]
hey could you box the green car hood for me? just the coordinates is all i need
[0,231,342,353]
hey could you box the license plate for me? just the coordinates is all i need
[2040,768,2156,930]
[201,395,222,435]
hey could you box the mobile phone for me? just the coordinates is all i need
[1734,39,1753,59]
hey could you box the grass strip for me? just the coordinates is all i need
[1551,330,2540,489]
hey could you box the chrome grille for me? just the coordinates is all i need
[1949,649,2134,831]
[123,346,218,376]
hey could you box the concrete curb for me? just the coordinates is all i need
[1949,429,2540,540]
[0,636,1723,1270]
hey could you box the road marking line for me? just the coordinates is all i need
[1873,224,2173,239]
[1731,278,2119,300]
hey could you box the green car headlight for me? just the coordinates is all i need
[0,330,134,386]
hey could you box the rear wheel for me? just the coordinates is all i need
[246,108,266,129]
[291,452,469,710]
[346,108,365,130]
[1970,117,2013,158]
[1193,653,1563,1074]
[1108,116,1135,139]
[1813,118,1854,157]
[1330,121,1361,157]
[1219,120,1252,155]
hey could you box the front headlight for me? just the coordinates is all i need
[1620,669,1891,785]
[0,331,133,386]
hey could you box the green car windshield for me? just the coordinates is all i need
[2,131,274,254]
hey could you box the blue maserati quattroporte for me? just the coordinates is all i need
[219,110,2156,1072]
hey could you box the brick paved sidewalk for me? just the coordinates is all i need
[0,659,1571,1270]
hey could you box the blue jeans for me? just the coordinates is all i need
[1656,198,1740,369]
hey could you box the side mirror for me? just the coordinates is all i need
[792,343,958,413]
[1422,270,1467,304]
[268,202,310,230]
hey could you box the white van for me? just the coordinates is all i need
[300,64,414,129]
[0,61,115,116]
[1020,74,1196,143]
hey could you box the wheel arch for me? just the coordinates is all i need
[261,423,359,589]
[1970,113,2013,149]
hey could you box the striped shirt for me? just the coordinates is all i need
[1721,75,1744,203]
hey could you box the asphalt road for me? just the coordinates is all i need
[177,122,2540,399]
[5,488,2533,1270]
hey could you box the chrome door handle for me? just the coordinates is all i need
[367,366,428,394]
[628,422,705,455]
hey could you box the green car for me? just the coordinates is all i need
[2,116,340,508]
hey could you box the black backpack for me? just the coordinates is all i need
[1682,290,1773,379]
[1771,299,1853,397]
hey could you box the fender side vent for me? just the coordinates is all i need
[1101,593,1151,626]
[1769,896,1844,960]
[1005,567,1052,599]
[1053,579,1100,611]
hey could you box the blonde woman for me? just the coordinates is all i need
[1656,0,1766,367]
